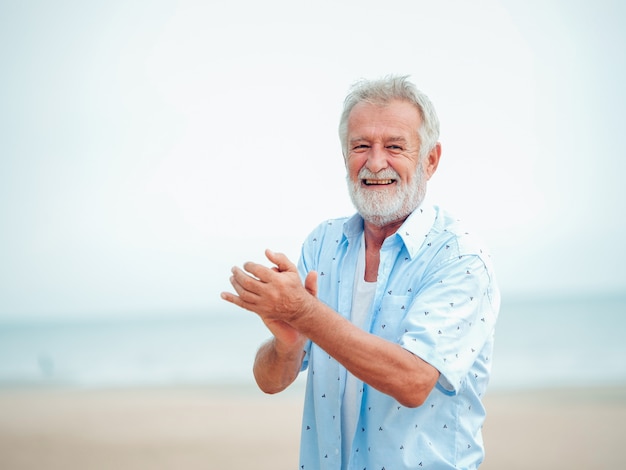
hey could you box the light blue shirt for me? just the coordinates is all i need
[297,203,500,470]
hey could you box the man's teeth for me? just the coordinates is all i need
[364,179,394,185]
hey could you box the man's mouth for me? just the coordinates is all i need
[363,179,396,186]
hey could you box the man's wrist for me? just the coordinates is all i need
[272,336,305,360]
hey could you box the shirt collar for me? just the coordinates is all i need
[343,213,365,241]
[341,197,437,258]
[396,198,437,259]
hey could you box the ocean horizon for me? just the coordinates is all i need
[1,292,625,392]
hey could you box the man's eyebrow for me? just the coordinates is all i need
[349,136,408,144]
[387,136,408,143]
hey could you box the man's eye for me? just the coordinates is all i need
[387,145,403,150]
[353,144,370,150]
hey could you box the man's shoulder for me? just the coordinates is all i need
[305,214,358,241]
[430,205,493,258]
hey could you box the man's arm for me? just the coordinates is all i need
[222,250,439,407]
[292,298,439,408]
[252,336,306,394]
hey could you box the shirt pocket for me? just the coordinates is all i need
[372,294,412,342]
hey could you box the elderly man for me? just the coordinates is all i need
[221,75,500,469]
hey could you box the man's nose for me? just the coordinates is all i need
[365,145,388,173]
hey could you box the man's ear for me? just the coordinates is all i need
[424,142,442,180]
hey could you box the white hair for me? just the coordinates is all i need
[338,75,440,160]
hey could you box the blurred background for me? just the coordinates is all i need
[1,0,625,392]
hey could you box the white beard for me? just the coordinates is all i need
[347,166,426,227]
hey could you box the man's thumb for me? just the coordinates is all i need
[304,271,318,297]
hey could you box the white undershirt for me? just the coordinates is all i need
[341,234,377,465]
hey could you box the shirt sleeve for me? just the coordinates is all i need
[297,226,320,372]
[398,251,499,394]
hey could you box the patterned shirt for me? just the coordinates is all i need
[297,203,500,470]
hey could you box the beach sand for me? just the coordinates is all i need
[0,385,624,469]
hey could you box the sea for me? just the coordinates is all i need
[1,293,625,392]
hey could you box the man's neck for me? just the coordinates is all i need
[363,217,406,249]
[362,216,407,282]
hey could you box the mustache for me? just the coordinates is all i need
[357,168,401,180]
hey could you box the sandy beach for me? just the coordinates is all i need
[0,384,624,469]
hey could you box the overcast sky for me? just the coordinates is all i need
[1,0,624,319]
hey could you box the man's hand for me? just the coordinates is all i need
[221,249,318,347]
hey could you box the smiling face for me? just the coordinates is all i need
[345,99,438,227]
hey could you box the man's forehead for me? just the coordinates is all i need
[347,103,421,143]
[348,100,421,126]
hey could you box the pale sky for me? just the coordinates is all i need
[1,0,624,319]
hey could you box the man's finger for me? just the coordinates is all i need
[220,291,248,310]
[222,272,262,311]
[242,261,274,283]
[265,249,297,273]
[231,267,264,297]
